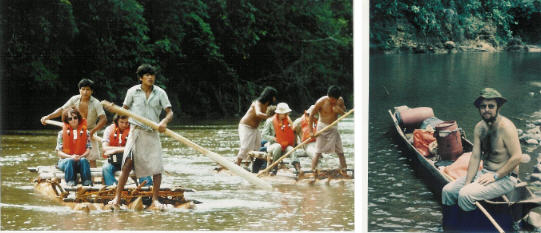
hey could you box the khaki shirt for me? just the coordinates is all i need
[62,95,105,129]
[123,84,172,131]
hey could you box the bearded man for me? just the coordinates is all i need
[441,88,522,231]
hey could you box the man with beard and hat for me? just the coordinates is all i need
[441,88,522,231]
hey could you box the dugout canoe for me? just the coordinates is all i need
[28,165,198,211]
[388,106,541,231]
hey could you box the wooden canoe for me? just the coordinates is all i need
[29,165,198,211]
[388,106,541,231]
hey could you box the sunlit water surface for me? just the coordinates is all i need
[1,118,354,231]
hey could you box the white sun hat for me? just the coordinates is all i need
[306,105,315,115]
[275,102,292,114]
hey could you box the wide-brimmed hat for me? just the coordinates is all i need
[306,105,315,115]
[275,102,292,114]
[473,88,507,107]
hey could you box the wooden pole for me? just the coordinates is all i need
[441,173,505,233]
[100,100,272,191]
[44,120,103,141]
[257,109,354,176]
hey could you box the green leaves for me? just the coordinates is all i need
[4,0,353,126]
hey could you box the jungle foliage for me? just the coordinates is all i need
[370,0,541,51]
[2,0,353,129]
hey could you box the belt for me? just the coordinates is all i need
[134,125,153,132]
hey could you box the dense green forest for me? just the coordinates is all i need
[371,0,541,53]
[1,0,353,130]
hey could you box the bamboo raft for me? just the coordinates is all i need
[28,165,198,211]
[215,151,354,185]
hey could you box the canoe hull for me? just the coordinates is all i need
[388,108,540,231]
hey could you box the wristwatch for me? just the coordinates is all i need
[494,173,499,180]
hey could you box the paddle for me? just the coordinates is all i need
[257,109,354,176]
[100,100,272,191]
[44,120,103,142]
[441,172,505,233]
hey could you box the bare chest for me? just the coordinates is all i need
[79,101,89,118]
[480,130,507,160]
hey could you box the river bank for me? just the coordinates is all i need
[371,40,541,55]
[370,0,541,55]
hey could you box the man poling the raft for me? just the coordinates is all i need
[101,100,272,191]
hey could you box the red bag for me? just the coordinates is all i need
[443,152,483,180]
[413,129,436,157]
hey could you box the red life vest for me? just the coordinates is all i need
[272,115,295,150]
[301,114,317,143]
[108,124,130,147]
[62,118,88,155]
[101,124,130,158]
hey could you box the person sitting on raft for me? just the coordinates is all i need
[101,114,152,186]
[293,105,318,159]
[261,102,303,176]
[55,107,92,186]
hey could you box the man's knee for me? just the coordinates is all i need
[441,183,459,205]
[457,188,477,211]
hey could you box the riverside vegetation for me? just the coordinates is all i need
[2,0,352,130]
[370,0,541,54]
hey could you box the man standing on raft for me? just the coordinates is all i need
[309,85,348,174]
[109,64,173,209]
[235,86,277,166]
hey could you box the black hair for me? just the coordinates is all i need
[257,86,278,104]
[78,79,95,90]
[327,85,341,99]
[113,114,129,126]
[136,64,156,78]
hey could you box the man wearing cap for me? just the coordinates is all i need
[262,102,303,175]
[293,105,318,159]
[441,88,521,230]
[309,85,348,174]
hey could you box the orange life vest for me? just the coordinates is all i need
[272,115,295,150]
[101,124,130,158]
[301,114,317,143]
[108,124,130,147]
[62,118,88,155]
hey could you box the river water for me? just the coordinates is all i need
[369,52,541,232]
[0,117,354,231]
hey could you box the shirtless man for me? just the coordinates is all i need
[41,79,107,168]
[236,86,277,166]
[309,85,347,172]
[441,88,521,231]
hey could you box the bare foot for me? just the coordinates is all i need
[106,198,120,210]
[297,170,304,180]
[338,168,351,179]
[313,169,319,180]
[148,200,166,211]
